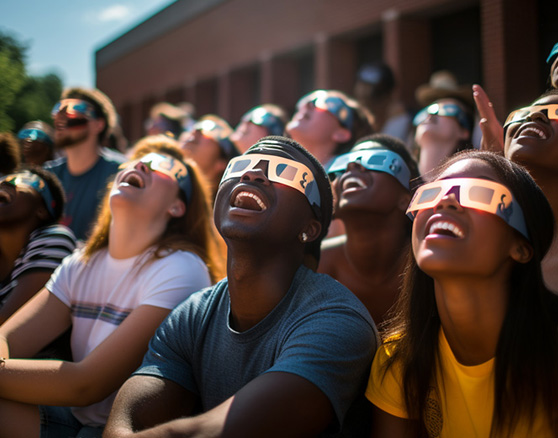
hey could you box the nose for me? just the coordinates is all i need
[346,161,366,173]
[433,192,463,213]
[135,161,150,173]
[526,110,549,124]
[240,168,270,185]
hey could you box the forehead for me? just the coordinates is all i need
[434,98,466,110]
[438,158,499,182]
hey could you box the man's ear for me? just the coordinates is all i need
[332,127,351,144]
[510,238,533,264]
[301,219,322,243]
[36,205,50,222]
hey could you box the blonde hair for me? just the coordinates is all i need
[83,135,226,283]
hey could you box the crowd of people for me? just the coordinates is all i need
[0,42,557,437]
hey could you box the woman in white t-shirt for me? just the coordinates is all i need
[0,136,224,437]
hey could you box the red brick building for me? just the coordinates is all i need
[96,0,558,143]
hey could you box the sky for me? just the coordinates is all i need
[1,0,176,88]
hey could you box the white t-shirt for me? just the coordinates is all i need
[46,247,211,426]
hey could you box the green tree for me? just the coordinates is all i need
[0,33,26,131]
[0,30,63,133]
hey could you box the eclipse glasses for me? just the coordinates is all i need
[327,145,411,190]
[1,171,56,218]
[406,177,528,239]
[221,153,321,210]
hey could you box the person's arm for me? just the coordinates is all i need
[472,84,504,153]
[0,271,54,325]
[0,289,170,407]
[105,370,334,438]
[370,404,417,438]
[0,287,71,358]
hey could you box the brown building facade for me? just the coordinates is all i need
[96,0,558,143]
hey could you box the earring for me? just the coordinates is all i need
[300,232,308,243]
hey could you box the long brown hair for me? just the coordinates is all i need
[82,135,225,283]
[380,150,558,437]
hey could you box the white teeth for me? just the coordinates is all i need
[520,127,547,139]
[342,176,366,191]
[428,221,464,238]
[234,191,267,211]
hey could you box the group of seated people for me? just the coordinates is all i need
[0,43,557,437]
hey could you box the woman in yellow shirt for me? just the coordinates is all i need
[366,150,558,437]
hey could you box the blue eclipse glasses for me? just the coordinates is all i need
[413,102,471,131]
[17,128,54,146]
[51,99,99,120]
[327,145,411,190]
[1,171,56,218]
[297,90,355,130]
[242,107,285,136]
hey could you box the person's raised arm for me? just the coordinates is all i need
[0,298,170,407]
[104,371,334,438]
[472,84,504,153]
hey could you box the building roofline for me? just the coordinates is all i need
[95,0,227,69]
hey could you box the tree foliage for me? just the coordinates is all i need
[0,30,63,133]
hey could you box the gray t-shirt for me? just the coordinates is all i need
[135,265,378,435]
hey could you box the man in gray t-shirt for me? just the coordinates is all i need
[105,136,378,438]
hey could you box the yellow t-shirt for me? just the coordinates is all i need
[365,330,552,437]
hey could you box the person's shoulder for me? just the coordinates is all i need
[43,156,67,172]
[98,147,127,166]
[157,249,206,267]
[33,224,76,242]
[172,277,228,317]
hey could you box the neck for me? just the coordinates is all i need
[433,274,509,365]
[65,141,101,175]
[304,140,335,166]
[0,223,38,280]
[418,141,457,178]
[225,243,303,332]
[343,212,409,275]
[107,213,166,259]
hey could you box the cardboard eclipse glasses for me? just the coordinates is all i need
[503,104,558,128]
[1,171,56,218]
[413,102,471,130]
[327,146,411,190]
[220,153,321,210]
[406,177,529,240]
[122,153,193,205]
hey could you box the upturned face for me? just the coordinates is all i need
[110,155,185,222]
[411,158,525,280]
[214,153,319,246]
[504,94,558,173]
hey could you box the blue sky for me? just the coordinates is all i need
[1,1,175,88]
